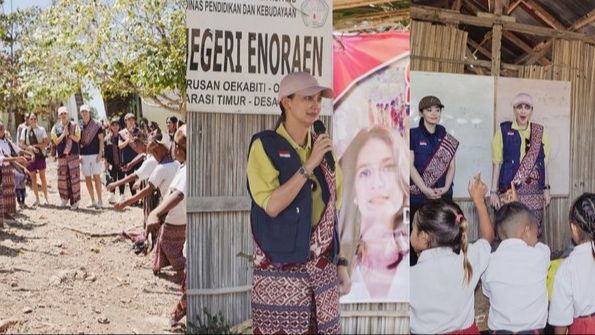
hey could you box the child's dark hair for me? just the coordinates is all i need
[569,193,595,259]
[415,199,472,284]
[167,116,178,125]
[495,202,536,239]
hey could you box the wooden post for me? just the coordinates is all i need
[491,0,503,76]
[494,0,503,15]
[452,0,462,11]
[491,25,503,76]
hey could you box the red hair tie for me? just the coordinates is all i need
[456,214,464,225]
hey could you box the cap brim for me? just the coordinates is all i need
[419,103,444,111]
[294,86,334,99]
[513,102,532,107]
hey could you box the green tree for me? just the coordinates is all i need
[20,0,186,118]
[0,3,41,130]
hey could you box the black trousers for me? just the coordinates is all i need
[123,162,141,196]
[108,166,125,195]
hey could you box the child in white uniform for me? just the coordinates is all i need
[481,202,550,333]
[549,193,595,334]
[411,175,494,334]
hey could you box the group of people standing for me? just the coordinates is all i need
[0,106,188,325]
[104,111,188,325]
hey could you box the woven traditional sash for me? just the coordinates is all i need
[80,119,101,148]
[510,123,543,188]
[26,128,39,146]
[253,131,337,269]
[498,124,545,231]
[119,127,143,154]
[411,133,459,195]
[111,135,121,167]
[159,154,174,165]
[57,122,75,155]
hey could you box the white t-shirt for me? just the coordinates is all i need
[148,160,180,197]
[482,239,550,331]
[165,164,186,226]
[549,242,595,326]
[411,239,491,334]
[0,138,21,166]
[134,155,158,181]
[20,126,48,146]
[340,253,409,303]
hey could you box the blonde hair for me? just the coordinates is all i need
[338,126,409,273]
[460,217,472,284]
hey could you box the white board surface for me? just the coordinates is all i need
[411,71,495,198]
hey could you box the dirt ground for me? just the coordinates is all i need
[0,160,184,334]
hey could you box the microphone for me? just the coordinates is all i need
[313,120,335,172]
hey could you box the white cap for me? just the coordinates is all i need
[512,93,533,107]
[58,106,69,115]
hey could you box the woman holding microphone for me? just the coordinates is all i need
[247,72,350,334]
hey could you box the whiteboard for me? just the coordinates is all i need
[495,77,570,195]
[411,71,495,198]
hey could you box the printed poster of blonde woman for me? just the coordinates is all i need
[333,50,410,303]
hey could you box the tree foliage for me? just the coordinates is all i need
[1,4,41,125]
[19,0,186,115]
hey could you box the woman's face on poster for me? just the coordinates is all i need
[354,137,403,222]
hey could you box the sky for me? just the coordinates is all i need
[1,0,51,13]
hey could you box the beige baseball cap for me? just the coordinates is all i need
[278,72,333,100]
[512,93,533,107]
[80,104,91,112]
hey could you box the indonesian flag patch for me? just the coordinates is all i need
[279,150,291,158]
[419,140,428,146]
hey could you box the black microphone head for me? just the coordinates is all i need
[313,120,326,135]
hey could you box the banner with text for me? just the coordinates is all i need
[186,0,333,114]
